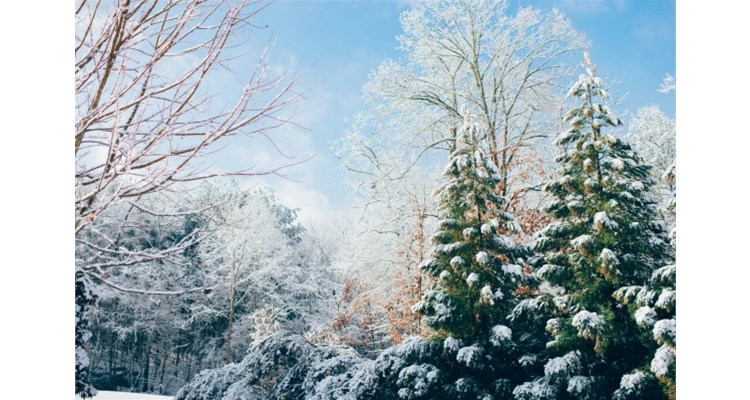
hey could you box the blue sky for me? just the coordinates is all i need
[239,0,676,218]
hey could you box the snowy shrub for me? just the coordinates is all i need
[462,227,478,240]
[446,377,485,398]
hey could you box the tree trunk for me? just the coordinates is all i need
[141,344,150,393]
[226,255,237,364]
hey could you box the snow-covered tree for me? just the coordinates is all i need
[84,184,338,395]
[415,110,530,338]
[336,0,586,213]
[192,184,336,362]
[625,105,676,226]
[375,111,537,399]
[613,164,677,400]
[75,0,305,395]
[513,54,673,399]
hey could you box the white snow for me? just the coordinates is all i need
[598,248,619,267]
[618,191,635,201]
[572,310,605,339]
[502,263,523,276]
[544,351,582,379]
[513,379,555,399]
[567,376,593,396]
[651,345,675,377]
[655,289,676,312]
[490,325,512,347]
[570,234,592,252]
[456,344,483,367]
[546,318,560,334]
[610,158,625,171]
[593,211,618,231]
[480,284,495,305]
[553,295,571,312]
[466,272,480,286]
[443,336,461,352]
[634,306,657,327]
[462,227,477,239]
[77,392,173,400]
[518,355,537,367]
[619,370,648,390]
[450,256,465,267]
[475,251,490,265]
[653,319,676,345]
[651,265,676,285]
[480,223,493,235]
[629,181,645,191]
[419,258,437,271]
[494,234,515,248]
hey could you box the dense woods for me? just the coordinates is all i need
[75,0,676,399]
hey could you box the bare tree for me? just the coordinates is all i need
[75,0,306,396]
[76,0,306,234]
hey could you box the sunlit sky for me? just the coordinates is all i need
[218,0,676,219]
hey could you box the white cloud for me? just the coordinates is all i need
[273,180,332,223]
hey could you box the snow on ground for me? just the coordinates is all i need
[76,391,173,400]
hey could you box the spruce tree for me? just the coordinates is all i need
[393,110,536,399]
[512,54,673,400]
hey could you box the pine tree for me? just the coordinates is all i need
[512,53,673,400]
[389,110,537,399]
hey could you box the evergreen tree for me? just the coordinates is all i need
[612,162,676,400]
[513,53,673,400]
[390,110,537,399]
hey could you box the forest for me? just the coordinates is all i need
[75,1,677,399]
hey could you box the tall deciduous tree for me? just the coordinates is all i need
[336,0,586,206]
